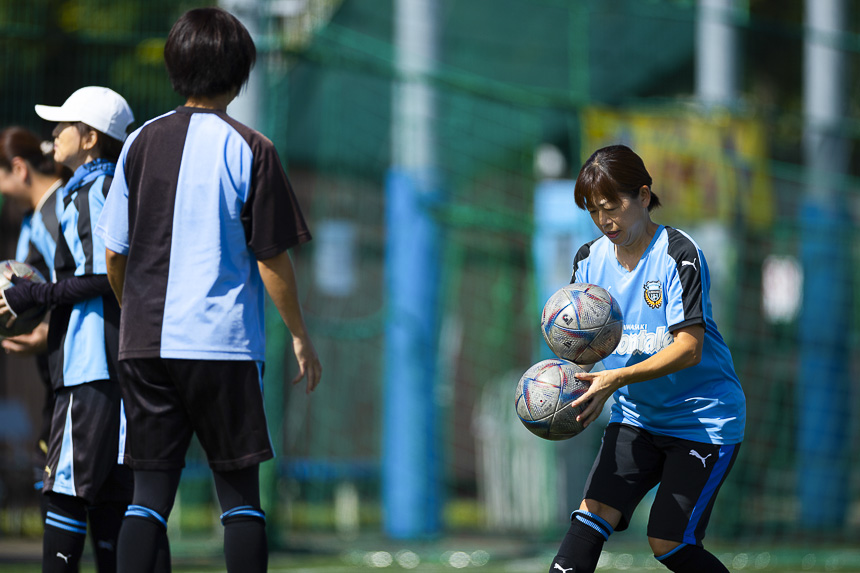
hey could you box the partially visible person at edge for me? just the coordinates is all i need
[547,144,745,573]
[95,7,321,573]
[0,87,135,573]
[0,126,68,517]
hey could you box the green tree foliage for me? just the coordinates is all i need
[0,0,212,133]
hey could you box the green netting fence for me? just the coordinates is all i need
[0,0,858,555]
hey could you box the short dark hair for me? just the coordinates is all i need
[164,7,256,98]
[574,145,661,212]
[73,122,125,163]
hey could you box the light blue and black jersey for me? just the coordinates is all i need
[15,180,61,393]
[15,180,61,281]
[50,160,120,388]
[96,106,311,361]
[572,225,745,445]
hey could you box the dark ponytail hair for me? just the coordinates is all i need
[574,145,661,212]
[0,126,61,177]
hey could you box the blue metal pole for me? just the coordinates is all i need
[797,202,850,526]
[382,168,442,539]
[798,0,849,528]
[383,0,441,539]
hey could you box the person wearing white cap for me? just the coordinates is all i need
[0,86,134,573]
[35,86,133,171]
[34,86,133,143]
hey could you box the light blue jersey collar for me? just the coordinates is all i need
[64,159,116,199]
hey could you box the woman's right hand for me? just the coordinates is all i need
[570,368,627,428]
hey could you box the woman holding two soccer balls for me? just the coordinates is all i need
[548,145,745,573]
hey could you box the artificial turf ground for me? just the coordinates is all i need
[5,535,860,572]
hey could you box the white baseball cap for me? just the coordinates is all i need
[35,86,134,142]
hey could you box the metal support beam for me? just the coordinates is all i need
[798,0,850,529]
[696,0,741,107]
[383,0,442,539]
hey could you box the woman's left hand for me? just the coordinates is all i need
[2,322,48,354]
[570,368,626,429]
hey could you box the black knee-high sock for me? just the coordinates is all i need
[549,510,614,573]
[117,509,171,573]
[88,501,127,573]
[43,494,88,573]
[656,544,729,572]
[221,508,267,573]
[117,469,180,573]
[213,466,267,573]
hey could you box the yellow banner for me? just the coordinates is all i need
[581,107,772,228]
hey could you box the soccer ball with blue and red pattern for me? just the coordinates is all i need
[541,283,623,365]
[0,260,47,337]
[514,358,589,440]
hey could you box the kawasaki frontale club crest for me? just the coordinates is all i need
[644,280,662,309]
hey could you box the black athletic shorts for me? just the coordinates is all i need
[118,358,274,472]
[43,380,133,505]
[583,423,741,546]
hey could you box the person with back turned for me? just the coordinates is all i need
[95,7,321,572]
